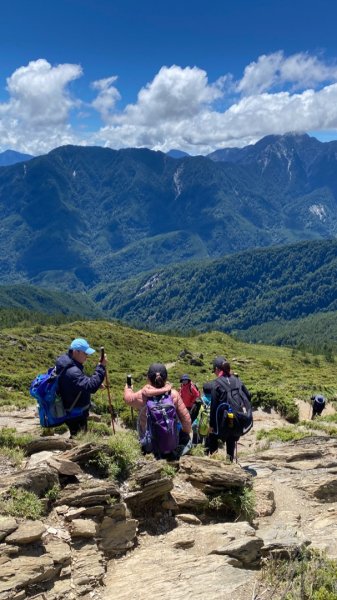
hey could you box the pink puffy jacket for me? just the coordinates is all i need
[124,382,191,433]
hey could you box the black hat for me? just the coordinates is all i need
[203,382,213,395]
[213,356,227,370]
[180,374,191,382]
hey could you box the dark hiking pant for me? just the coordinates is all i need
[207,432,239,461]
[66,415,88,437]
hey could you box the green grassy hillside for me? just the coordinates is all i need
[1,319,336,424]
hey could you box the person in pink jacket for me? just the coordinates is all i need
[124,363,191,456]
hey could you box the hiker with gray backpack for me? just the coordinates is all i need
[208,356,253,461]
[124,363,191,459]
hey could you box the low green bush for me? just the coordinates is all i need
[106,431,141,479]
[87,420,113,436]
[257,427,310,443]
[250,387,299,423]
[260,548,337,599]
[0,427,34,450]
[0,487,43,520]
[207,486,255,522]
[0,446,25,466]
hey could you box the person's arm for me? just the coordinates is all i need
[123,386,145,410]
[174,391,192,433]
[191,384,200,402]
[209,383,218,431]
[67,364,106,394]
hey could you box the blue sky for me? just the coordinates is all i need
[1,0,337,154]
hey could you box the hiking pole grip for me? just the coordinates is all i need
[100,346,116,434]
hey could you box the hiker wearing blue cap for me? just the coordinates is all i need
[55,338,107,437]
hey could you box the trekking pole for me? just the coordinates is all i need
[235,440,238,463]
[101,347,116,434]
[126,374,136,429]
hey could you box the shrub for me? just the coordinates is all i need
[87,421,113,436]
[257,427,310,443]
[87,450,120,480]
[0,487,43,520]
[259,548,337,599]
[190,444,207,457]
[0,446,25,466]
[160,464,177,479]
[106,431,141,480]
[0,427,33,450]
[45,484,61,501]
[250,387,299,423]
[207,487,255,522]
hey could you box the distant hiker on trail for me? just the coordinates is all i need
[192,381,212,445]
[208,356,253,462]
[124,363,191,459]
[179,374,200,422]
[311,394,326,419]
[56,338,107,437]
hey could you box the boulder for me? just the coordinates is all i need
[0,516,17,542]
[296,473,337,502]
[45,539,72,566]
[3,464,59,497]
[211,535,264,565]
[70,518,97,539]
[176,514,202,525]
[56,479,120,507]
[179,456,251,493]
[5,520,46,545]
[62,442,107,464]
[124,477,173,511]
[0,554,57,595]
[168,476,208,511]
[25,437,74,455]
[97,516,138,555]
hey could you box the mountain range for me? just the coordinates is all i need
[1,133,337,292]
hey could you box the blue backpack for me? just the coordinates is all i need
[30,366,84,427]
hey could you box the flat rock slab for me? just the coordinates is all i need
[0,517,17,542]
[5,521,46,544]
[102,522,257,600]
[179,456,251,493]
[0,554,56,594]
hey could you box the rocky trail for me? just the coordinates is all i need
[1,400,337,600]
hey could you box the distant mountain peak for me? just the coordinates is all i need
[0,149,35,167]
[166,149,190,159]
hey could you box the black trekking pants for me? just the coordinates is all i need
[66,415,88,437]
[207,433,238,461]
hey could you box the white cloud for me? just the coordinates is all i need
[2,52,337,155]
[0,59,83,154]
[91,76,121,122]
[237,51,337,95]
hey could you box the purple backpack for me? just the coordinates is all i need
[139,392,179,457]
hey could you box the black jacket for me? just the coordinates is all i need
[55,352,105,411]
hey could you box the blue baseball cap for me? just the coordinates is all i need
[70,338,95,355]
